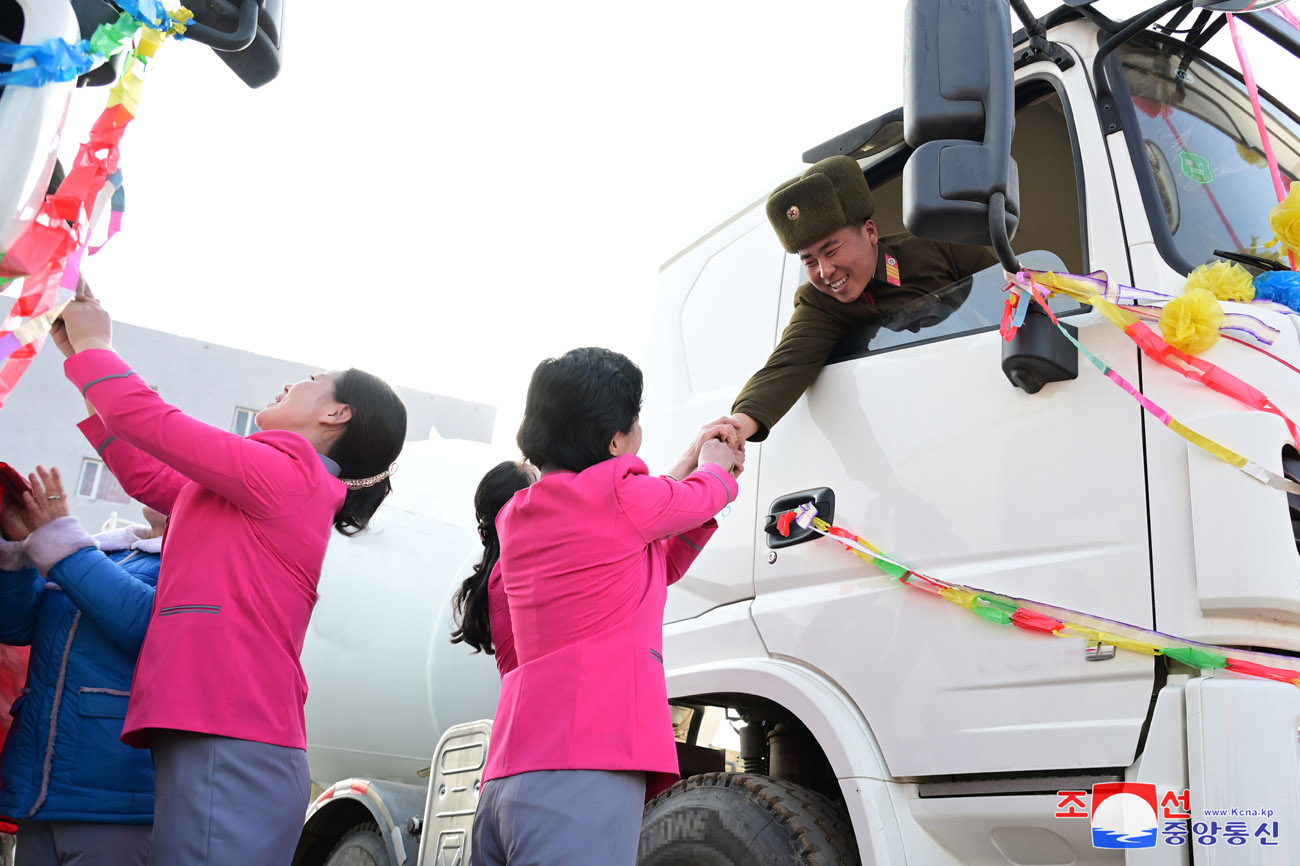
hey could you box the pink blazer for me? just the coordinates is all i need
[66,349,345,750]
[483,454,736,799]
[487,563,515,678]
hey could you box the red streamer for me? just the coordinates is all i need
[1011,609,1064,635]
[1225,657,1300,683]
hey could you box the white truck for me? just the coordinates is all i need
[295,1,1300,864]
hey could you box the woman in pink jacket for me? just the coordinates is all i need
[450,460,537,677]
[471,347,741,866]
[54,294,406,866]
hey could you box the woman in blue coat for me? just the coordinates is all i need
[0,466,161,866]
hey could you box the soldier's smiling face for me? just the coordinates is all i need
[799,220,879,304]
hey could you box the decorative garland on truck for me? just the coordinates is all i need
[0,1,190,406]
[775,504,1300,687]
[1003,269,1300,497]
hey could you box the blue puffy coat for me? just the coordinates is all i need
[0,524,160,824]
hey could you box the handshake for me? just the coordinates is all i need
[667,416,751,482]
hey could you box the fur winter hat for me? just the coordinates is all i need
[766,156,875,253]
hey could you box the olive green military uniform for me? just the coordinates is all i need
[730,154,998,442]
[731,233,997,442]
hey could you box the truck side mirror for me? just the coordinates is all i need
[186,0,286,89]
[902,0,1020,265]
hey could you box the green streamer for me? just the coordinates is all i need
[1162,646,1229,669]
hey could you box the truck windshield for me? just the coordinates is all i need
[1118,33,1300,269]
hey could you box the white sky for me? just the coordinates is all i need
[50,0,1299,443]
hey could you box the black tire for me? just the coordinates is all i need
[323,822,390,866]
[638,773,860,866]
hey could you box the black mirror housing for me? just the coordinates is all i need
[902,0,1021,254]
[1002,306,1078,393]
[903,0,994,144]
[188,0,286,89]
[904,142,1021,246]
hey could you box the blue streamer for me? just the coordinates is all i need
[0,38,97,87]
[117,0,175,31]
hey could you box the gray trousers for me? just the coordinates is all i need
[147,730,309,866]
[14,820,151,866]
[470,770,646,866]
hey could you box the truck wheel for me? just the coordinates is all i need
[638,772,860,866]
[323,822,390,866]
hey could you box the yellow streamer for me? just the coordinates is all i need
[137,27,164,59]
[168,7,194,36]
[1164,418,1249,468]
[939,587,978,609]
[1060,624,1162,656]
[9,302,69,344]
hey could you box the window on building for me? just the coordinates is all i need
[76,459,134,504]
[232,407,259,437]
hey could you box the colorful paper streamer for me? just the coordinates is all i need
[779,505,1300,690]
[0,3,189,88]
[1005,270,1300,497]
[0,9,190,406]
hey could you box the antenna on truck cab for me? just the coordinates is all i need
[1007,0,1075,69]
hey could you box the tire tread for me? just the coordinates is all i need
[642,772,859,865]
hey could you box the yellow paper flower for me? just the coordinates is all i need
[1268,181,1300,258]
[1183,260,1255,302]
[1159,287,1223,354]
[1236,141,1268,168]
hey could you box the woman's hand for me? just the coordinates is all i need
[22,466,70,532]
[59,284,113,353]
[47,275,94,358]
[0,498,30,542]
[49,317,75,358]
[729,440,746,479]
[698,437,735,473]
[665,418,738,481]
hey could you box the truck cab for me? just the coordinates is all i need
[640,2,1300,862]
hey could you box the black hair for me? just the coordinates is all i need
[450,460,537,654]
[327,369,408,536]
[516,347,643,473]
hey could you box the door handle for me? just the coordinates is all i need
[763,488,835,549]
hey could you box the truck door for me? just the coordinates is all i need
[749,66,1160,778]
[643,210,792,623]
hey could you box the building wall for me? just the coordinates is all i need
[0,302,493,531]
